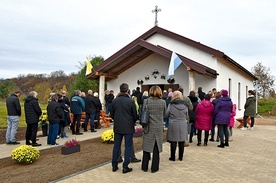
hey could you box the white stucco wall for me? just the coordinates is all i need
[106,32,254,118]
[215,60,253,117]
[146,33,215,67]
[107,53,192,96]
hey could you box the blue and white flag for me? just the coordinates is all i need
[168,52,182,76]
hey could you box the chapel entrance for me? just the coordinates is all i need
[141,84,179,92]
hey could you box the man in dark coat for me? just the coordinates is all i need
[6,91,21,144]
[24,91,42,146]
[70,90,85,135]
[47,94,64,145]
[84,90,97,132]
[110,83,138,174]
[93,92,102,129]
[105,90,114,115]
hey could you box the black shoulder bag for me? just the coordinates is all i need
[139,99,149,127]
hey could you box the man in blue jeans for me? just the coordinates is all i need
[110,83,138,174]
[6,91,22,145]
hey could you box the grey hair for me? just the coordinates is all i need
[28,91,37,97]
[74,90,81,96]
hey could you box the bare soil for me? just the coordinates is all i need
[0,117,275,183]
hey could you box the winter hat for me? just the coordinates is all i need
[221,89,228,96]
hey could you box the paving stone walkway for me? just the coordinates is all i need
[55,125,276,183]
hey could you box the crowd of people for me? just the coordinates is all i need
[5,89,104,146]
[109,84,256,174]
[5,83,256,174]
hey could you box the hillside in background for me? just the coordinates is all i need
[0,70,76,104]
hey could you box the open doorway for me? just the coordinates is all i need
[141,84,179,92]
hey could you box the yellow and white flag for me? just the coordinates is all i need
[85,57,93,75]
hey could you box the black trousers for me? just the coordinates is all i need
[218,124,229,145]
[141,141,159,172]
[243,115,255,127]
[170,141,184,160]
[197,130,209,143]
[26,123,38,144]
[72,114,81,133]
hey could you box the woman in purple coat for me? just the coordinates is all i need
[195,94,214,146]
[214,89,233,148]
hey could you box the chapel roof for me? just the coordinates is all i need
[87,26,257,81]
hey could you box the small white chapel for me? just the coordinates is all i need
[87,25,257,118]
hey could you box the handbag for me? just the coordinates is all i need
[140,99,149,126]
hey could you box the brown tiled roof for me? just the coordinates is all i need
[87,26,257,81]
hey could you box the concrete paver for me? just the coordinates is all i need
[55,125,276,183]
[1,125,276,183]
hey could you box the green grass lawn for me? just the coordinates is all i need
[258,97,276,115]
[0,102,46,128]
[1,97,276,128]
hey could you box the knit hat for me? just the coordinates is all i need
[221,89,228,96]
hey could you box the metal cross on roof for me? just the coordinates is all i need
[152,5,161,26]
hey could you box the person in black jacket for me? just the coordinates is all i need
[93,92,102,129]
[198,87,206,101]
[110,83,138,174]
[188,91,199,143]
[6,91,22,145]
[84,90,97,132]
[105,90,114,115]
[24,91,42,146]
[58,94,70,138]
[47,94,64,145]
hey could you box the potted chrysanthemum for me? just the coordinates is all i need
[61,138,80,155]
[101,129,114,143]
[39,110,48,136]
[11,145,40,164]
[133,126,143,137]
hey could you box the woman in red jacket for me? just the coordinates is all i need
[195,94,214,146]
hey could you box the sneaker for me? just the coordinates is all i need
[248,127,254,130]
[240,127,248,130]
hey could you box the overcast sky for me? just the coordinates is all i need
[1,0,275,79]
